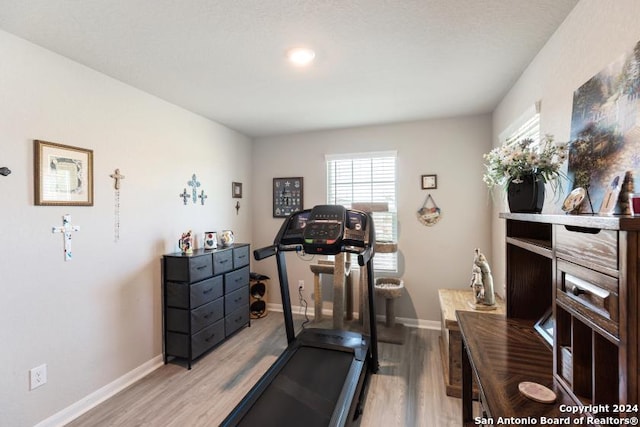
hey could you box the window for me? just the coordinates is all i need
[326,151,397,272]
[501,102,541,146]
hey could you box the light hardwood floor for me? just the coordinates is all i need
[66,314,461,426]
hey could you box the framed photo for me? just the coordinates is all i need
[34,140,94,206]
[232,182,243,198]
[273,177,303,217]
[421,174,437,189]
[534,308,554,347]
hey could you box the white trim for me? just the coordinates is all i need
[325,150,397,161]
[35,355,164,427]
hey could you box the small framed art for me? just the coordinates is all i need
[232,182,243,198]
[34,140,94,206]
[273,177,303,217]
[421,174,437,190]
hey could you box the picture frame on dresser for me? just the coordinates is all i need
[534,308,554,346]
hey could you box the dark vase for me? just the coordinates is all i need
[507,173,545,213]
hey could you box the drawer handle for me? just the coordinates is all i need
[238,254,246,259]
[565,274,609,299]
[196,265,207,270]
[202,288,213,294]
[220,259,229,264]
[205,333,217,342]
[204,312,213,319]
[235,277,244,283]
[234,297,242,302]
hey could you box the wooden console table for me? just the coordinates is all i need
[457,311,583,425]
[438,289,505,398]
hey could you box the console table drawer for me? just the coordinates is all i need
[166,276,223,309]
[555,226,618,273]
[213,249,234,274]
[557,259,619,338]
[226,305,249,336]
[225,266,250,294]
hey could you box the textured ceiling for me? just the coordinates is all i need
[0,0,578,138]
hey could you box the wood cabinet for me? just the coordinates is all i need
[502,213,639,411]
[163,244,250,369]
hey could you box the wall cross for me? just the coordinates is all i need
[187,174,200,204]
[110,168,125,189]
[179,188,189,205]
[52,214,80,261]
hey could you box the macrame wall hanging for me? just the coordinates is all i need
[416,193,442,226]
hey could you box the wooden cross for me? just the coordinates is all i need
[187,174,200,204]
[52,214,80,261]
[179,188,189,205]
[110,169,125,189]
[198,190,208,205]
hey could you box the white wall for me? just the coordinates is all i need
[252,115,493,325]
[490,0,640,291]
[0,30,252,426]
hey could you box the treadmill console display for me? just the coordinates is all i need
[275,205,370,255]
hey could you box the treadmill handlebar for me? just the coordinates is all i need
[253,245,277,260]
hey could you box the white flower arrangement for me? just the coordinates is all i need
[483,134,569,194]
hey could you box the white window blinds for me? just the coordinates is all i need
[326,151,398,272]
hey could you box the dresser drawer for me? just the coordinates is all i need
[225,265,250,294]
[225,305,249,336]
[166,298,224,334]
[233,245,250,268]
[166,275,223,309]
[555,226,618,273]
[225,287,249,314]
[213,249,234,274]
[165,254,213,283]
[192,319,225,358]
[167,319,225,360]
[556,259,619,338]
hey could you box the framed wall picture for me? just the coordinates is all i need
[273,177,303,217]
[232,182,243,198]
[421,174,437,189]
[34,140,94,206]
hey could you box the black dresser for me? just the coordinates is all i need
[162,244,250,369]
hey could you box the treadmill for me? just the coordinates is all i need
[220,205,379,427]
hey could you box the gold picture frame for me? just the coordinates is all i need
[34,140,94,206]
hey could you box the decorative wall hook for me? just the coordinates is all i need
[235,201,240,215]
[0,167,10,176]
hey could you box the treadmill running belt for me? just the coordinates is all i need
[237,346,354,427]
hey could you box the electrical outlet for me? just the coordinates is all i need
[30,364,47,390]
[298,280,304,290]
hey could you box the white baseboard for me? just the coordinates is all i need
[35,355,164,427]
[266,302,440,331]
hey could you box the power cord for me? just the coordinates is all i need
[298,286,310,329]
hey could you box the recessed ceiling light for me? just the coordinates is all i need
[287,47,315,66]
